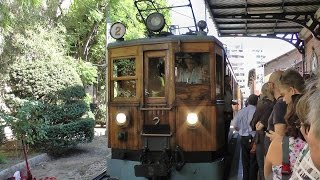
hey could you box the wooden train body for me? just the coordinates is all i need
[106,35,239,179]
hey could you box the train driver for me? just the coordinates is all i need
[176,53,203,84]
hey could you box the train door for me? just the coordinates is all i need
[141,50,171,134]
[135,50,173,177]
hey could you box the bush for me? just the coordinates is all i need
[34,118,95,155]
[3,58,95,153]
[0,152,7,164]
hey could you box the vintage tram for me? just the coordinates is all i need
[105,6,240,179]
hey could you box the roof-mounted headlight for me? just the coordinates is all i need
[146,12,165,32]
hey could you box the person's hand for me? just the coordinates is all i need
[265,130,282,141]
[234,126,239,131]
[256,122,264,131]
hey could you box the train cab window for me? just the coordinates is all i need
[145,57,165,97]
[175,53,210,101]
[175,53,209,84]
[112,58,136,98]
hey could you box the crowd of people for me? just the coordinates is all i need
[232,68,320,180]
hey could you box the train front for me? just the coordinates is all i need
[106,13,227,180]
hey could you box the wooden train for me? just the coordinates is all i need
[105,5,241,180]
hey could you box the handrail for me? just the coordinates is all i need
[141,132,172,137]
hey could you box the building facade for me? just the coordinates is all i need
[264,49,303,81]
[226,43,267,97]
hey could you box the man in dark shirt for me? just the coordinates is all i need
[263,71,287,154]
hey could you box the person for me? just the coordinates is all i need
[250,83,275,180]
[279,69,305,139]
[264,70,287,155]
[264,69,306,179]
[223,75,234,150]
[234,94,259,180]
[304,81,320,172]
[148,58,165,97]
[176,53,203,84]
[290,79,320,179]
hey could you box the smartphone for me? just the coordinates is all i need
[265,130,270,134]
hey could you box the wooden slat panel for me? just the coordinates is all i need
[176,106,217,151]
[110,46,139,58]
[176,84,210,101]
[143,108,169,125]
[215,44,224,57]
[142,43,169,51]
[180,43,210,52]
[109,106,141,150]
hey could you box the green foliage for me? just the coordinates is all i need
[8,59,82,100]
[13,100,48,144]
[0,152,7,164]
[0,123,5,144]
[76,60,98,85]
[3,58,94,151]
[0,0,42,31]
[34,118,95,155]
[94,104,106,126]
[0,24,67,75]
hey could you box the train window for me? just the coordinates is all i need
[175,53,210,101]
[113,80,136,98]
[112,57,136,98]
[112,58,136,77]
[175,53,209,84]
[146,57,165,97]
[216,54,223,99]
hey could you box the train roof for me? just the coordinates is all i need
[107,35,224,49]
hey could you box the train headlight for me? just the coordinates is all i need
[116,113,127,126]
[186,113,199,127]
[146,12,165,32]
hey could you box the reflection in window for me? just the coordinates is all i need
[146,57,165,97]
[175,53,210,84]
[216,54,223,99]
[113,80,136,98]
[113,58,135,77]
[175,53,210,101]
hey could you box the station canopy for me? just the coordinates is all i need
[204,0,320,53]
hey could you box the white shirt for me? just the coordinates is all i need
[234,104,256,137]
[178,66,202,84]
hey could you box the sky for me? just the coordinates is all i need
[169,0,295,62]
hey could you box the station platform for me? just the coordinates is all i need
[225,128,243,180]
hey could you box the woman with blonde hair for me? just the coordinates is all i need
[250,83,275,180]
